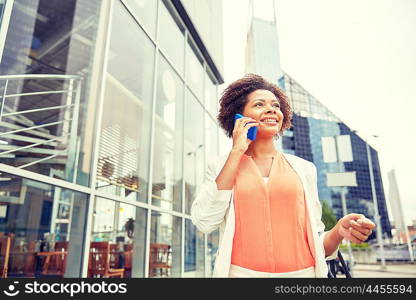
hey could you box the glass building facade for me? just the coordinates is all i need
[0,0,223,277]
[279,73,392,240]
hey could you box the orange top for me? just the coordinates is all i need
[231,153,316,273]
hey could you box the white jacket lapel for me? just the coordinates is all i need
[282,154,327,277]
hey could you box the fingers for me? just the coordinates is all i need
[338,225,350,238]
[234,117,256,132]
[348,227,368,243]
[236,117,255,124]
[347,213,365,220]
[243,122,259,133]
[350,219,373,236]
[342,214,376,230]
[235,117,259,134]
[338,215,375,244]
[356,218,376,230]
[237,117,257,128]
[343,213,365,222]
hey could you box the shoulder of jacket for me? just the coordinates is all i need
[207,153,228,170]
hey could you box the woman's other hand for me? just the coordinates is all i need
[337,213,376,244]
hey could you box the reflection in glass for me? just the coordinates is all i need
[184,89,204,215]
[0,173,87,277]
[204,71,218,119]
[0,0,101,186]
[207,229,219,276]
[205,114,219,165]
[90,197,147,278]
[123,0,158,39]
[0,0,6,23]
[96,1,154,203]
[152,55,183,211]
[184,219,204,277]
[150,211,181,277]
[185,40,203,99]
[158,2,185,75]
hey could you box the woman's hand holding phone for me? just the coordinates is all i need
[232,115,259,153]
[215,114,258,190]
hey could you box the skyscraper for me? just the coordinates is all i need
[243,0,392,240]
[279,74,392,240]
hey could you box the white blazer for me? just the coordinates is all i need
[191,152,339,278]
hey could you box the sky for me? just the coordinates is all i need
[221,0,416,226]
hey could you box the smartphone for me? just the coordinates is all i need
[234,113,258,141]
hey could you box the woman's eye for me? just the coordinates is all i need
[255,103,280,108]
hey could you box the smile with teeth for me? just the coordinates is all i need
[260,118,279,125]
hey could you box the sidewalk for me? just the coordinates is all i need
[352,263,416,277]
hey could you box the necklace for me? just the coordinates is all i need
[267,156,274,177]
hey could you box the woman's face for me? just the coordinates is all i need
[242,89,284,138]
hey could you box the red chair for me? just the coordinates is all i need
[39,241,68,277]
[149,243,171,277]
[7,240,36,277]
[88,242,124,278]
[109,244,120,269]
[23,241,36,277]
[124,244,133,278]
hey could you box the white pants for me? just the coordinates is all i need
[229,264,316,278]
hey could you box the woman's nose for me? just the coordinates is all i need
[265,104,276,112]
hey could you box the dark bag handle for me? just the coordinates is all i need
[337,251,352,278]
[327,251,353,278]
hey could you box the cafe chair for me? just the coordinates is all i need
[149,243,172,277]
[22,241,37,277]
[124,244,133,278]
[39,241,68,277]
[88,242,124,278]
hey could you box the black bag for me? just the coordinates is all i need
[327,251,352,278]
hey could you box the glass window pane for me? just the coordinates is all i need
[207,229,219,277]
[0,173,87,278]
[204,71,218,119]
[184,89,204,215]
[89,197,147,278]
[205,114,219,162]
[0,0,6,23]
[96,1,154,203]
[123,0,157,39]
[184,219,204,277]
[152,55,184,211]
[185,40,203,99]
[158,2,185,76]
[149,211,181,277]
[0,0,102,186]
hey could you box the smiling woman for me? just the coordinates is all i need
[217,74,292,140]
[242,89,284,136]
[191,74,376,278]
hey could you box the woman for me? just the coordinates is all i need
[191,74,375,278]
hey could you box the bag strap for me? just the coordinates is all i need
[327,261,336,278]
[338,251,352,278]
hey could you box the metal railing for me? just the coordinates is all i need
[0,74,82,172]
